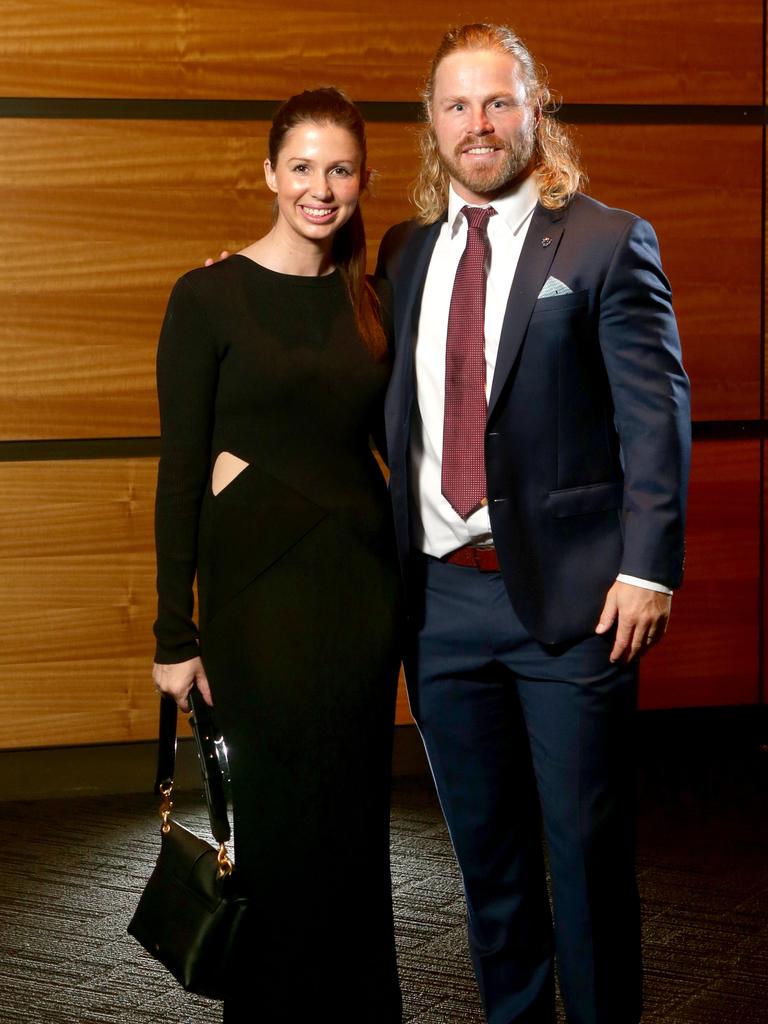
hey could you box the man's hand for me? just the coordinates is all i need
[152,656,213,711]
[204,250,231,267]
[595,581,671,663]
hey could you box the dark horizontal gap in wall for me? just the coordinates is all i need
[561,103,764,125]
[0,97,763,125]
[0,421,761,461]
[0,437,161,461]
[691,421,765,441]
[0,707,763,799]
[0,724,428,799]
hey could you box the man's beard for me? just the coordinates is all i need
[439,129,536,197]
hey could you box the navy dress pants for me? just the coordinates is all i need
[405,558,642,1024]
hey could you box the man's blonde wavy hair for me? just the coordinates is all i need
[413,23,586,224]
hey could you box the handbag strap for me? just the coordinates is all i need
[154,692,234,860]
[155,693,178,794]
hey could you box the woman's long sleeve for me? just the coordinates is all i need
[153,275,219,663]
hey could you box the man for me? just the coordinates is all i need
[376,23,690,1024]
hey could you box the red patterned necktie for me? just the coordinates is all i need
[441,205,496,518]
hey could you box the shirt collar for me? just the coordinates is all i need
[447,173,540,238]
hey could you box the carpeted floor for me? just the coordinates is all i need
[0,766,766,1023]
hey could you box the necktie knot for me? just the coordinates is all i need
[462,205,496,233]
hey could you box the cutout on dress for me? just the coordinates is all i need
[212,451,250,495]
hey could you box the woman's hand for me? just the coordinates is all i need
[152,656,213,711]
[204,251,231,267]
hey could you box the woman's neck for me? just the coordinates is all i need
[239,224,336,277]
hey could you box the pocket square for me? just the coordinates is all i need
[537,276,573,299]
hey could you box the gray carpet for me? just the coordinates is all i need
[0,771,766,1023]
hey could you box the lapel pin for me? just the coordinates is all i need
[542,236,552,248]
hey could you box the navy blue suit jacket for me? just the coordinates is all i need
[375,192,691,645]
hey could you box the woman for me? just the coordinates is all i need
[152,88,402,1022]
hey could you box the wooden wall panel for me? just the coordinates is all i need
[0,118,416,440]
[0,0,764,753]
[0,120,759,439]
[0,458,163,748]
[639,440,760,709]
[0,455,412,747]
[0,440,755,749]
[0,119,269,440]
[0,1,760,104]
[395,669,413,726]
[579,123,763,422]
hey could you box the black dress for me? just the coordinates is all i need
[153,255,402,1022]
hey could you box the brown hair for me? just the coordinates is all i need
[413,23,586,224]
[269,88,386,357]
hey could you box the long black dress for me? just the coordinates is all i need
[153,255,402,1022]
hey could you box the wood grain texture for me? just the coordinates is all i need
[0,0,760,104]
[0,457,411,747]
[0,119,760,438]
[0,119,271,440]
[0,459,161,748]
[395,667,413,726]
[0,438,757,748]
[578,123,763,422]
[640,440,760,709]
[0,118,413,440]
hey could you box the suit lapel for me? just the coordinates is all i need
[388,218,443,427]
[487,202,567,420]
[393,219,443,344]
[384,218,443,560]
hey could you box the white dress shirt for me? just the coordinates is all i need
[409,179,671,596]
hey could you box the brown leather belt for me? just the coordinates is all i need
[442,544,501,572]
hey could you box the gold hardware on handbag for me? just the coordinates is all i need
[127,691,247,999]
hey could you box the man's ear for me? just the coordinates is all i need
[264,158,278,194]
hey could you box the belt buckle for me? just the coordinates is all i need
[471,544,498,572]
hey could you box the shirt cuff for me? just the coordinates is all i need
[616,573,673,596]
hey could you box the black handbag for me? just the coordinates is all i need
[128,689,248,999]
